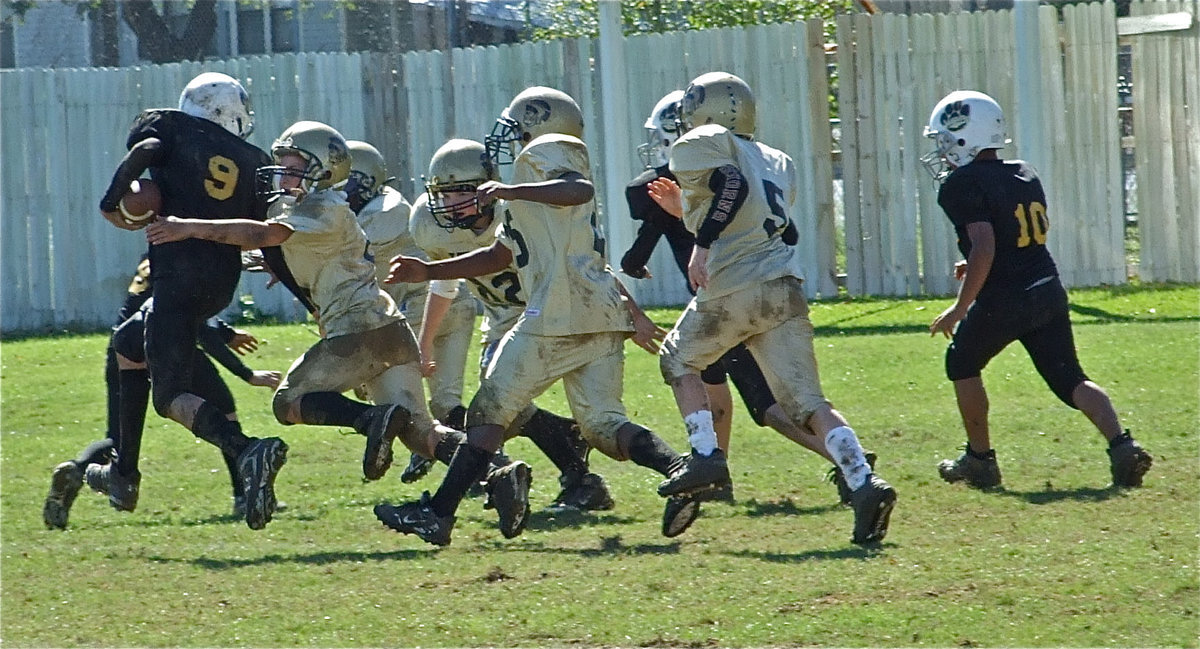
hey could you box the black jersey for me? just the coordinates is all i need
[621,165,694,283]
[127,109,271,293]
[938,159,1059,293]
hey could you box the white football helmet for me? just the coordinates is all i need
[178,72,254,139]
[637,90,685,169]
[345,140,393,212]
[921,90,1009,181]
[485,86,584,166]
[679,71,755,137]
[425,138,498,230]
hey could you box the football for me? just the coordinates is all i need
[118,178,162,227]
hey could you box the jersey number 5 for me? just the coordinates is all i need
[1013,201,1049,247]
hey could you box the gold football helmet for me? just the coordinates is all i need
[345,140,393,212]
[485,86,584,165]
[262,120,351,195]
[679,71,756,137]
[425,138,498,230]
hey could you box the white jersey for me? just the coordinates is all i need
[355,186,427,311]
[267,189,399,337]
[409,192,523,342]
[670,124,803,301]
[496,133,632,337]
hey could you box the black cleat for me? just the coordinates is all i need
[851,474,896,545]
[374,492,454,546]
[43,461,84,529]
[1108,432,1152,487]
[661,495,701,538]
[657,449,731,497]
[238,437,288,530]
[356,404,412,481]
[486,461,532,538]
[549,472,614,511]
[938,447,1001,489]
[828,451,878,506]
[400,452,435,484]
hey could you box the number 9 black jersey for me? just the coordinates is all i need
[128,109,272,294]
[937,159,1059,293]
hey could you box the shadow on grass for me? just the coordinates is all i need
[723,544,891,563]
[505,535,684,557]
[149,547,438,570]
[740,498,842,517]
[524,508,638,532]
[994,484,1125,504]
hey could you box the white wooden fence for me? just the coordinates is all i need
[1,2,1195,333]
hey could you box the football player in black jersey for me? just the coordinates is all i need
[43,258,281,528]
[632,90,875,506]
[923,90,1152,490]
[97,72,291,530]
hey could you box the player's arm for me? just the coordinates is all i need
[99,138,165,230]
[620,219,664,279]
[198,321,255,382]
[612,272,667,354]
[477,171,593,208]
[417,281,458,377]
[389,240,513,283]
[930,221,994,338]
[144,217,292,250]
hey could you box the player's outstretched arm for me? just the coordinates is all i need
[646,177,683,218]
[478,172,593,208]
[145,216,291,250]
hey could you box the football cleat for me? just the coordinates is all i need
[43,461,84,529]
[355,404,412,481]
[400,452,435,484]
[938,447,1002,489]
[374,492,454,547]
[828,451,879,506]
[657,449,731,498]
[550,472,614,512]
[661,495,701,538]
[850,474,897,545]
[1107,432,1152,487]
[486,461,532,538]
[238,437,288,530]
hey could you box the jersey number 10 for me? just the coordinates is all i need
[1013,201,1049,248]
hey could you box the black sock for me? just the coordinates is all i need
[1109,430,1134,449]
[299,392,372,429]
[626,427,683,477]
[966,445,995,460]
[191,401,251,460]
[223,420,244,497]
[103,347,120,442]
[433,428,467,464]
[116,369,149,476]
[74,439,115,467]
[429,443,493,518]
[521,409,587,482]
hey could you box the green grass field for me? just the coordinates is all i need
[2,284,1197,647]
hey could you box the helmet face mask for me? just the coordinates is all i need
[636,90,685,169]
[922,90,1009,182]
[178,72,255,139]
[484,87,584,166]
[426,138,498,230]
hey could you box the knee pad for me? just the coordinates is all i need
[271,391,293,425]
[944,342,982,382]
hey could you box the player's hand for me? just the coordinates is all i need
[101,209,145,231]
[476,180,514,208]
[387,255,430,284]
[247,370,282,389]
[687,246,709,291]
[144,215,193,245]
[228,330,259,355]
[930,303,967,338]
[953,260,968,281]
[647,177,683,218]
[629,311,668,355]
[418,343,437,378]
[624,266,652,279]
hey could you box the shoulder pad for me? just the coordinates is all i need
[626,167,660,190]
[670,124,738,174]
[516,134,590,180]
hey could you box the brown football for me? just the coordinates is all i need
[118,178,162,226]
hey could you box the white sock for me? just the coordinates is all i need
[825,425,871,491]
[684,410,718,456]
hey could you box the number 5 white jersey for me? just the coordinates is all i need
[670,124,803,301]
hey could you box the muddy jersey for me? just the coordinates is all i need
[938,159,1059,293]
[409,192,523,342]
[355,186,427,310]
[670,124,803,301]
[267,189,399,338]
[495,134,632,337]
[125,109,271,295]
